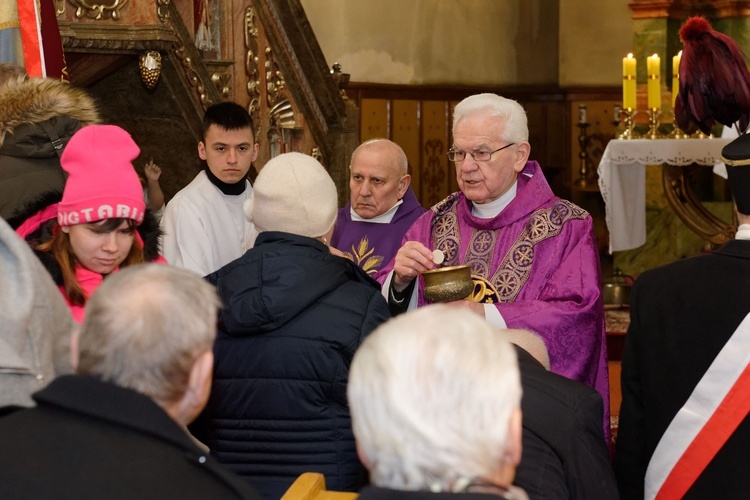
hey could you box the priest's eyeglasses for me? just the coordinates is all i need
[447,143,515,162]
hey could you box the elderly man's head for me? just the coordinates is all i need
[450,93,531,205]
[348,305,523,492]
[349,139,410,219]
[75,264,220,425]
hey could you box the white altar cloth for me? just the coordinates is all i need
[597,138,731,253]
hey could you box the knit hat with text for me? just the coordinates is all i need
[57,125,145,226]
[245,152,337,238]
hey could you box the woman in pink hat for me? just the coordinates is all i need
[29,124,164,322]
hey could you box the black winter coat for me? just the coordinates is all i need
[0,376,260,500]
[193,231,390,499]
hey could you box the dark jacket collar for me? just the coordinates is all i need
[714,238,750,259]
[208,231,381,337]
[33,375,199,453]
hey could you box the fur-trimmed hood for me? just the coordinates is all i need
[0,78,99,221]
[0,77,99,148]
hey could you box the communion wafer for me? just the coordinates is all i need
[432,249,445,265]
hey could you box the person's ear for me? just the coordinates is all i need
[513,142,531,172]
[187,350,213,409]
[493,406,523,487]
[61,226,70,234]
[505,408,523,466]
[172,350,213,426]
[198,141,207,161]
[355,441,370,469]
[251,142,259,162]
[398,174,411,199]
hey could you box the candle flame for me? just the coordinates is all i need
[678,50,682,56]
[627,53,633,58]
[652,53,658,58]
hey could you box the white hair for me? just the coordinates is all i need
[452,93,528,143]
[77,264,220,404]
[348,305,522,491]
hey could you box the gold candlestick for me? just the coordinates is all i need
[666,110,687,139]
[647,108,663,140]
[574,122,593,189]
[617,107,639,139]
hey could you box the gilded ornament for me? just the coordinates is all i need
[244,6,260,126]
[139,51,162,90]
[157,0,170,23]
[69,0,128,20]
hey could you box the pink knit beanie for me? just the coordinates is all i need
[57,125,145,226]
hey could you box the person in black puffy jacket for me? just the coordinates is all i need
[190,152,390,499]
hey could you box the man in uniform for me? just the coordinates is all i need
[615,133,750,499]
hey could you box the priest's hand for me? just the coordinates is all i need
[393,241,435,291]
[444,299,486,317]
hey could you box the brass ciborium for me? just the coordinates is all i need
[422,264,473,303]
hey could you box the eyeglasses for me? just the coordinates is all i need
[447,143,515,162]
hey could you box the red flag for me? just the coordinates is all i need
[16,0,43,77]
[17,0,67,81]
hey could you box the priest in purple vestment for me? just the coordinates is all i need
[381,93,610,441]
[331,139,426,277]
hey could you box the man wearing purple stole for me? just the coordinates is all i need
[381,93,609,440]
[331,139,426,278]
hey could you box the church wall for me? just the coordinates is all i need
[558,0,634,87]
[300,0,558,86]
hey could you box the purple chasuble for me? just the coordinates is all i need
[381,161,610,440]
[331,187,426,278]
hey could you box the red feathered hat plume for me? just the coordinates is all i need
[675,16,750,135]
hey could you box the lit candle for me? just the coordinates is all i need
[579,103,587,124]
[672,50,682,108]
[647,53,661,110]
[622,53,637,110]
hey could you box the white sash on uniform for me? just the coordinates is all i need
[644,312,750,499]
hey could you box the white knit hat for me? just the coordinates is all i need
[245,152,337,238]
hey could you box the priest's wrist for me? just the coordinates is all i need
[390,278,413,301]
[392,274,412,293]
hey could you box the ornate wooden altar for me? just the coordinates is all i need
[53,0,356,203]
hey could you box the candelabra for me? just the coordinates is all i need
[617,108,639,139]
[647,108,664,140]
[574,120,596,190]
[666,110,688,139]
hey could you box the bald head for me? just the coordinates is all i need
[352,139,408,176]
[349,139,410,219]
